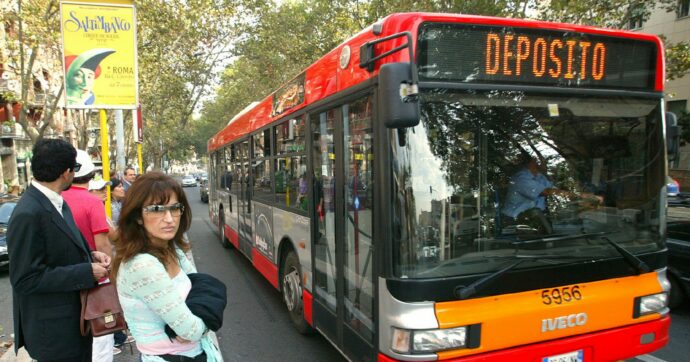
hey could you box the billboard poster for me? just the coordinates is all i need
[271,73,305,117]
[60,1,138,109]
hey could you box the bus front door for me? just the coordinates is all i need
[312,98,375,360]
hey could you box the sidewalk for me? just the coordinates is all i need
[0,347,29,362]
[0,344,139,361]
[0,333,219,361]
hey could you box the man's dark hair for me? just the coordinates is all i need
[518,153,537,167]
[124,167,136,176]
[73,171,95,185]
[31,139,77,182]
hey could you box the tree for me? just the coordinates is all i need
[135,0,236,170]
[1,0,64,143]
[665,39,690,81]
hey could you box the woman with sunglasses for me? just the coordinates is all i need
[111,172,222,362]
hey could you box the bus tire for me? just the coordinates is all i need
[219,208,230,249]
[282,250,311,334]
[668,273,685,309]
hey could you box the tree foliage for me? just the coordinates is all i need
[135,0,236,170]
[7,0,688,168]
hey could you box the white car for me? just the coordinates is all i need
[181,175,197,187]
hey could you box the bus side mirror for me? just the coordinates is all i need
[666,111,680,162]
[379,63,420,129]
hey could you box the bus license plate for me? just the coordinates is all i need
[542,350,583,362]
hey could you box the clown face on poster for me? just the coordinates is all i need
[60,1,138,109]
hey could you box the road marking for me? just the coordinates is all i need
[635,355,667,362]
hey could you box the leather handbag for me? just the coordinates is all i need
[80,281,127,337]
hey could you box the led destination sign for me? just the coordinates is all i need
[417,23,657,90]
[485,34,606,81]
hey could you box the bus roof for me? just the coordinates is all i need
[208,12,664,152]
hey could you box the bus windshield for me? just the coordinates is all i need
[391,90,665,278]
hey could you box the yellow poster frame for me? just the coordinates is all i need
[60,0,139,109]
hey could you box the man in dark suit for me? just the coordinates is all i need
[7,139,111,362]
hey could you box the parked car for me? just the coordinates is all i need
[666,198,690,308]
[200,179,209,203]
[668,176,681,196]
[181,175,197,187]
[0,194,20,270]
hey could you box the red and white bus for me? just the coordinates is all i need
[207,13,672,362]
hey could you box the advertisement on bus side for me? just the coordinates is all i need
[253,202,274,259]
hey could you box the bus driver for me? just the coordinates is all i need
[501,155,601,234]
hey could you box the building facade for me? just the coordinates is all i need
[1,0,78,194]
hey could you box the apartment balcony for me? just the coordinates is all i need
[0,123,20,139]
[27,92,57,108]
[0,145,13,156]
[0,78,20,99]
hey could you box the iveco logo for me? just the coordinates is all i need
[541,313,588,332]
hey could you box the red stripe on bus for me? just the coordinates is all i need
[303,290,313,326]
[377,316,669,361]
[224,225,239,249]
[252,249,279,289]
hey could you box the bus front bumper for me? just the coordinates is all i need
[378,316,670,362]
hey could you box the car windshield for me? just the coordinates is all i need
[0,202,16,224]
[391,90,665,278]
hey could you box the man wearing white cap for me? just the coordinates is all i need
[88,178,110,202]
[61,150,117,360]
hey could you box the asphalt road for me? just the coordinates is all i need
[182,185,344,361]
[0,184,689,361]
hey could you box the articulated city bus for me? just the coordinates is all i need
[207,13,671,362]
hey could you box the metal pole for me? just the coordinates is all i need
[100,109,111,218]
[137,143,143,174]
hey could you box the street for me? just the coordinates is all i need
[0,185,688,361]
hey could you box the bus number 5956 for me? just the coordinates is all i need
[542,286,582,305]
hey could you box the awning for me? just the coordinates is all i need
[0,103,21,122]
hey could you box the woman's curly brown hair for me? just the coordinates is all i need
[111,171,191,281]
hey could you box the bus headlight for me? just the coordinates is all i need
[634,293,669,317]
[391,326,471,354]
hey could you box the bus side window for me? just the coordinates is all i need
[253,158,273,204]
[274,155,307,210]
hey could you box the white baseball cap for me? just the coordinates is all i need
[75,149,96,178]
[88,178,110,191]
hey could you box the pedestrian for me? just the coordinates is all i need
[112,171,222,361]
[104,176,135,350]
[88,177,109,202]
[108,177,125,226]
[122,166,136,192]
[62,150,117,360]
[7,138,111,362]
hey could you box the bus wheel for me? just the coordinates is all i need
[282,250,311,334]
[669,273,685,309]
[219,209,230,249]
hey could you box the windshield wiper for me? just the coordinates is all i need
[597,236,651,274]
[513,231,609,245]
[454,254,594,300]
[515,232,651,274]
[454,259,526,300]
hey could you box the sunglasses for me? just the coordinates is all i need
[73,163,82,173]
[142,203,184,218]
